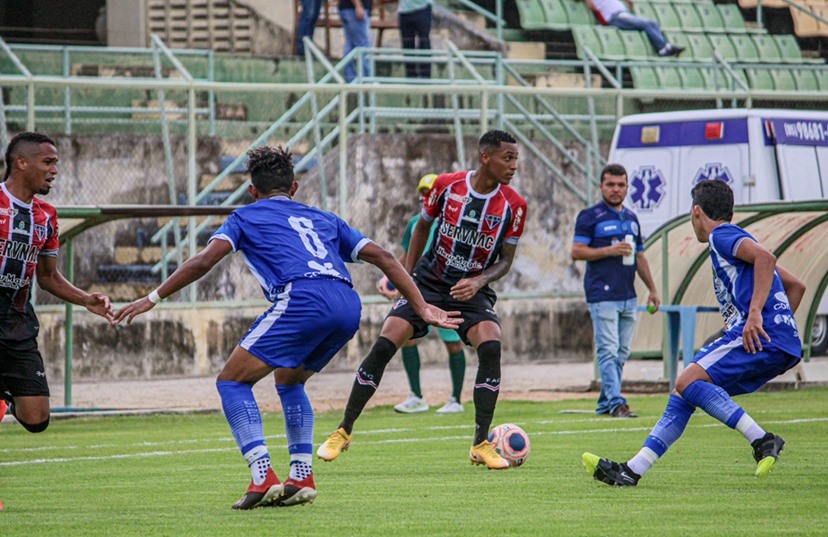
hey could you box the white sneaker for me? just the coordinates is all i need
[394,394,429,414]
[436,397,464,414]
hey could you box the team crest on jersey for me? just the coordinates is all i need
[484,215,502,229]
[33,224,47,241]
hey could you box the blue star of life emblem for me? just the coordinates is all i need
[629,166,666,211]
[693,163,734,185]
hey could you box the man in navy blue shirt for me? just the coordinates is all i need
[571,164,660,418]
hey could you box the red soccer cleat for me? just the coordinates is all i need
[231,467,282,510]
[273,474,317,507]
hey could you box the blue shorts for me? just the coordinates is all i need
[692,335,800,396]
[240,279,361,372]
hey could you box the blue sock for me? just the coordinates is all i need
[643,394,696,456]
[217,380,271,484]
[276,384,315,482]
[681,380,745,429]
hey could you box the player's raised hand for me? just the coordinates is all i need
[84,292,115,324]
[418,304,463,330]
[113,297,157,325]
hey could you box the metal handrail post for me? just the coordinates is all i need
[304,37,329,211]
[63,48,72,134]
[63,237,74,407]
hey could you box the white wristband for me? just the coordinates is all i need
[148,290,162,304]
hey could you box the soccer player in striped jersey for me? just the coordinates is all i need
[583,179,806,486]
[114,145,460,509]
[0,132,114,434]
[317,130,528,470]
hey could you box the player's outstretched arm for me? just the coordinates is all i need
[114,239,232,325]
[358,242,462,330]
[36,256,115,324]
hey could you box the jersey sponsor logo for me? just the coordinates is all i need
[439,221,494,249]
[0,273,30,289]
[484,215,502,229]
[629,165,666,211]
[512,207,523,232]
[693,162,734,185]
[0,207,17,217]
[435,245,484,272]
[0,238,39,263]
[448,193,471,204]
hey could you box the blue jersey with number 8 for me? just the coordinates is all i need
[210,197,371,302]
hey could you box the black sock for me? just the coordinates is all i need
[472,340,501,445]
[339,336,398,434]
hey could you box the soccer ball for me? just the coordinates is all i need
[488,423,530,468]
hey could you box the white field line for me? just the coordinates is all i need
[1,416,826,467]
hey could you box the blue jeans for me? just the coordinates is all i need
[340,8,372,82]
[296,0,323,56]
[609,11,667,52]
[588,299,638,414]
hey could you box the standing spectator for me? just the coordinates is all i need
[398,0,433,78]
[586,0,685,57]
[571,164,660,419]
[339,0,372,82]
[296,0,323,56]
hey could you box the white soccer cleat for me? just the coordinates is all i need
[435,397,464,414]
[394,393,429,414]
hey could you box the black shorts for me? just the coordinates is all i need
[386,283,499,346]
[0,336,50,399]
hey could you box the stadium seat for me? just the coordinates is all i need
[745,67,775,91]
[751,34,783,63]
[633,1,658,24]
[695,4,727,33]
[629,65,659,89]
[682,32,715,61]
[792,68,820,91]
[672,4,704,32]
[790,5,821,38]
[594,26,627,60]
[536,0,570,30]
[816,68,828,90]
[771,69,797,91]
[730,34,760,62]
[561,0,594,26]
[651,3,682,31]
[716,4,750,33]
[708,34,738,62]
[654,66,683,89]
[772,34,808,63]
[516,0,553,30]
[738,0,788,8]
[572,26,603,59]
[619,30,654,60]
[680,67,712,90]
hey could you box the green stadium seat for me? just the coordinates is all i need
[772,34,806,63]
[654,66,683,89]
[572,26,603,59]
[672,4,704,32]
[651,3,682,31]
[708,34,738,62]
[771,69,797,91]
[716,4,750,33]
[730,34,760,62]
[594,26,626,60]
[682,33,715,62]
[633,1,659,23]
[537,0,570,30]
[815,68,828,90]
[751,34,783,63]
[745,67,775,91]
[561,0,594,26]
[680,67,712,89]
[792,68,819,91]
[629,65,659,89]
[695,3,726,33]
[516,0,552,30]
[619,30,654,60]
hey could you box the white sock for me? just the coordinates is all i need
[735,414,765,444]
[243,445,271,485]
[626,447,659,477]
[289,454,313,481]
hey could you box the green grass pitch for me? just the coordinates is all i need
[2,389,828,536]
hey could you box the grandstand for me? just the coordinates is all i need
[0,0,826,386]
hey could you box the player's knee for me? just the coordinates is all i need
[19,417,50,433]
[476,340,501,367]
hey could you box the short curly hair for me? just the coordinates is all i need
[3,132,56,181]
[246,145,294,194]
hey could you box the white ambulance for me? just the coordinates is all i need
[609,108,828,354]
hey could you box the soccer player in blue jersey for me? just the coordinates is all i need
[583,179,806,486]
[114,146,460,509]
